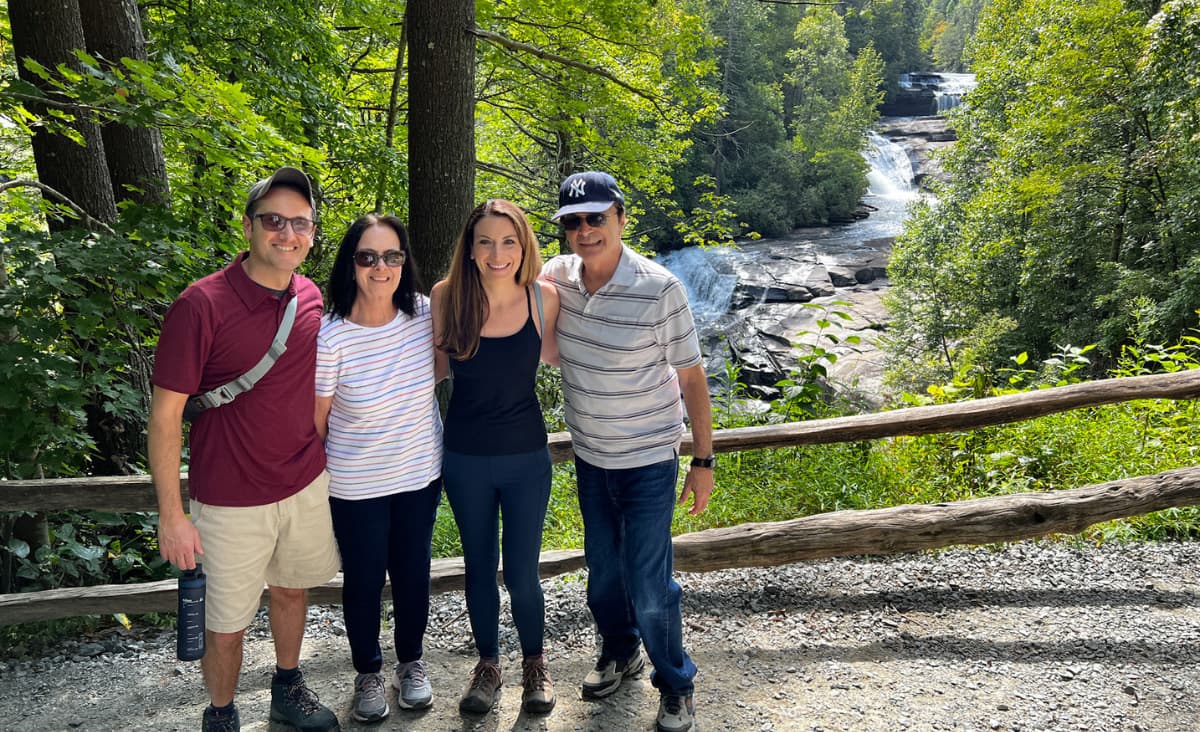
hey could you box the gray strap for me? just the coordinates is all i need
[188,295,299,413]
[532,283,545,338]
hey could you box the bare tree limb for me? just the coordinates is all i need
[0,178,117,234]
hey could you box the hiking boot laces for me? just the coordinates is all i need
[523,659,550,691]
[470,660,501,692]
[283,679,324,716]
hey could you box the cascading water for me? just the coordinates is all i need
[858,131,920,242]
[656,245,737,329]
[864,131,917,202]
[896,72,977,115]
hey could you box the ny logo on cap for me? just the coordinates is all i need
[567,178,588,198]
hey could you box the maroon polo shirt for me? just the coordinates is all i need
[152,252,326,507]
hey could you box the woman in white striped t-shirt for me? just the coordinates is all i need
[315,214,447,723]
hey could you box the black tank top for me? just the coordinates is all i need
[444,288,547,455]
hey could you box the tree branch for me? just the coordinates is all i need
[469,28,674,121]
[0,179,118,235]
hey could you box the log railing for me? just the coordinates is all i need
[3,369,1199,625]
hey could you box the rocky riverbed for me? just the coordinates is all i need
[3,539,1200,731]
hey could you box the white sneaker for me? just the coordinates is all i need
[581,650,645,699]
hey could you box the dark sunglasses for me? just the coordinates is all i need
[253,213,316,236]
[560,212,609,231]
[354,249,406,268]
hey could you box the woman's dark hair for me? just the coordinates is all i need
[325,214,424,319]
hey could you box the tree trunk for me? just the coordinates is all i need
[8,0,118,230]
[77,0,170,207]
[407,0,476,284]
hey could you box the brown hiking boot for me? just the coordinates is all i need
[458,657,502,714]
[521,654,556,714]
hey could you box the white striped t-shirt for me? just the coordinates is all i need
[316,295,443,500]
[542,246,702,469]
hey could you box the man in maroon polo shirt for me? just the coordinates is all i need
[148,167,341,732]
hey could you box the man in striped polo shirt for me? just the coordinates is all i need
[542,171,714,732]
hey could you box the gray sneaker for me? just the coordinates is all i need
[581,649,645,699]
[351,672,390,722]
[392,659,433,710]
[656,694,695,732]
[458,657,503,714]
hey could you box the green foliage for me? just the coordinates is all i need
[473,0,721,248]
[675,175,741,247]
[656,0,890,245]
[920,0,989,71]
[5,511,169,591]
[888,0,1200,389]
[0,216,205,477]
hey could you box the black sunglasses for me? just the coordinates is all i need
[560,212,609,231]
[354,249,406,268]
[253,213,316,236]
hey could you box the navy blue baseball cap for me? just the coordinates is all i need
[551,171,625,221]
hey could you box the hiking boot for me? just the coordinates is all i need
[458,657,502,714]
[581,648,645,699]
[269,671,340,731]
[392,659,434,710]
[201,704,240,732]
[351,671,390,722]
[520,654,556,714]
[656,694,695,732]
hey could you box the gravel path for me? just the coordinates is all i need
[3,540,1200,731]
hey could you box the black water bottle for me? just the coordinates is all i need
[177,565,206,661]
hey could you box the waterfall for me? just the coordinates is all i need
[896,71,977,116]
[864,131,917,202]
[655,246,736,328]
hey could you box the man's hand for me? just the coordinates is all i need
[148,386,199,570]
[158,511,203,570]
[678,465,714,515]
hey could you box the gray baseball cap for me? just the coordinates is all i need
[244,166,315,216]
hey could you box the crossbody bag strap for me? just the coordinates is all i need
[187,294,299,414]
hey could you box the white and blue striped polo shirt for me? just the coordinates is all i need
[316,295,443,500]
[543,246,702,469]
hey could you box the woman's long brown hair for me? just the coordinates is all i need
[437,199,543,360]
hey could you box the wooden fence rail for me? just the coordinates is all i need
[3,369,1199,625]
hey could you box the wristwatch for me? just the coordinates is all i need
[690,455,716,469]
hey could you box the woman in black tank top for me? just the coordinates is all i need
[430,199,561,716]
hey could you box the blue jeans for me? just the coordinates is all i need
[329,479,442,673]
[443,448,552,659]
[575,456,696,696]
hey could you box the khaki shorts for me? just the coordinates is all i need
[190,471,341,633]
